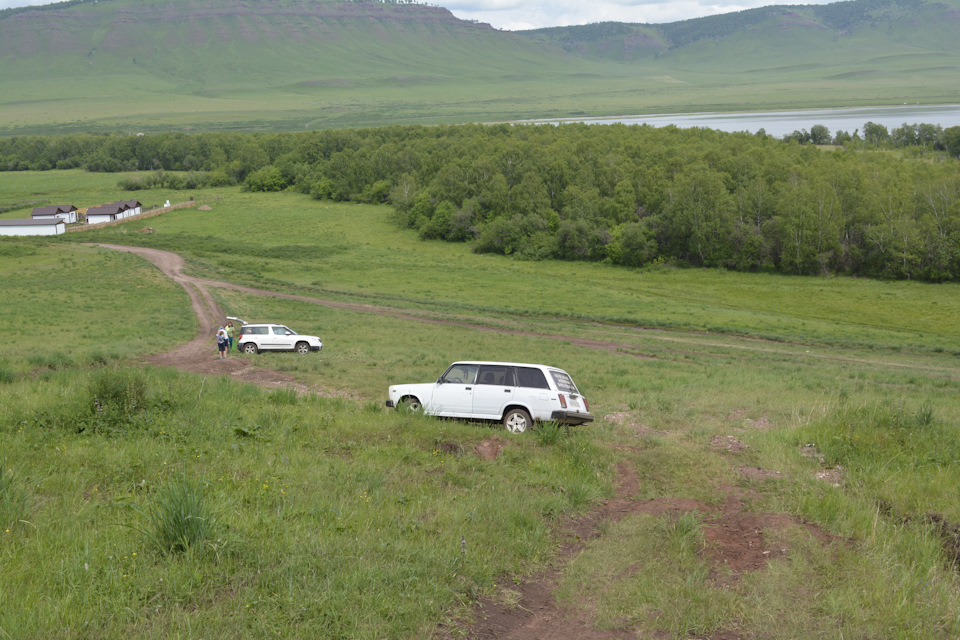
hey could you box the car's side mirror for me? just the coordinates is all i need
[437,377,444,384]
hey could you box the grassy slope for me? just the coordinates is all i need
[1,0,960,133]
[2,175,960,637]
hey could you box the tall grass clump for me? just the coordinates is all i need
[0,363,15,384]
[0,464,28,531]
[660,511,704,556]
[26,351,74,370]
[140,475,214,555]
[533,421,566,446]
[88,366,147,430]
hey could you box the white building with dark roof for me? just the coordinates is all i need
[85,204,126,224]
[31,205,79,224]
[0,218,66,236]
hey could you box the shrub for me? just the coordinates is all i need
[244,166,287,192]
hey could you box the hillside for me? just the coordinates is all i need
[519,0,960,63]
[1,0,959,133]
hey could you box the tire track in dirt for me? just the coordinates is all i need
[96,243,664,377]
[95,244,955,383]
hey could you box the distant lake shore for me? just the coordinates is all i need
[524,104,960,138]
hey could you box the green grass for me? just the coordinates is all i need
[2,176,960,637]
[53,186,960,354]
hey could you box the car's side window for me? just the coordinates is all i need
[272,326,287,335]
[250,326,268,335]
[516,367,549,389]
[442,364,478,384]
[477,366,515,386]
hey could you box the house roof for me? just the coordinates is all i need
[87,204,124,215]
[108,200,141,209]
[0,218,64,226]
[31,204,77,217]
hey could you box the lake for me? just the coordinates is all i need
[532,104,960,138]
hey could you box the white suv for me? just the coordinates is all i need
[386,361,593,433]
[236,323,323,355]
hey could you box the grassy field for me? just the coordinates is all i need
[2,176,960,638]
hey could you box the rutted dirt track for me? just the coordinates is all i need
[99,244,836,640]
[97,242,665,382]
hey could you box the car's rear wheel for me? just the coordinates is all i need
[503,408,532,434]
[295,341,310,354]
[242,342,258,355]
[398,397,422,412]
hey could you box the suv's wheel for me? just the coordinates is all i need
[242,342,258,355]
[503,408,532,434]
[295,341,310,354]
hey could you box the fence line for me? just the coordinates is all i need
[65,198,215,232]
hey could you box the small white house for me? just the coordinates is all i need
[32,205,79,224]
[0,218,65,236]
[119,200,142,216]
[85,204,125,225]
[106,200,141,219]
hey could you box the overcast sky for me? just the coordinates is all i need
[445,0,845,30]
[0,0,846,30]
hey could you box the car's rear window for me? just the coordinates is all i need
[550,370,579,394]
[244,326,268,335]
[477,365,515,386]
[516,367,549,389]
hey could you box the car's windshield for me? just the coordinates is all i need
[441,364,478,384]
[550,370,579,394]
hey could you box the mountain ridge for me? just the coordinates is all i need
[1,0,958,133]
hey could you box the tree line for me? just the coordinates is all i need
[1,123,959,281]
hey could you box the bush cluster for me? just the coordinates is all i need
[2,123,960,280]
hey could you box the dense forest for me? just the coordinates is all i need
[2,122,960,281]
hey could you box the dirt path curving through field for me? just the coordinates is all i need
[96,244,957,384]
[95,243,667,382]
[96,244,843,640]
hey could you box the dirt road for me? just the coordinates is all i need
[96,243,837,640]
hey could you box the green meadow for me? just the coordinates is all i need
[2,174,960,638]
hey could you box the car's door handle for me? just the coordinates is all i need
[504,389,511,393]
[464,387,472,391]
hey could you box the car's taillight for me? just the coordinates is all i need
[582,397,589,412]
[238,334,244,341]
[558,393,567,408]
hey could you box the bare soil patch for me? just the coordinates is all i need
[711,435,748,452]
[475,437,505,461]
[738,466,783,481]
[457,461,834,640]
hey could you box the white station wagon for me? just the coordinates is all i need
[386,361,593,433]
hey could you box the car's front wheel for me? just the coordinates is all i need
[398,397,422,412]
[242,342,258,355]
[503,408,532,434]
[295,341,310,354]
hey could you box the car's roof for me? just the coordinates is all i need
[450,361,568,371]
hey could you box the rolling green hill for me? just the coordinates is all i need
[1,0,959,133]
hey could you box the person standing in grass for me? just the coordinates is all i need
[216,326,229,359]
[226,322,235,352]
